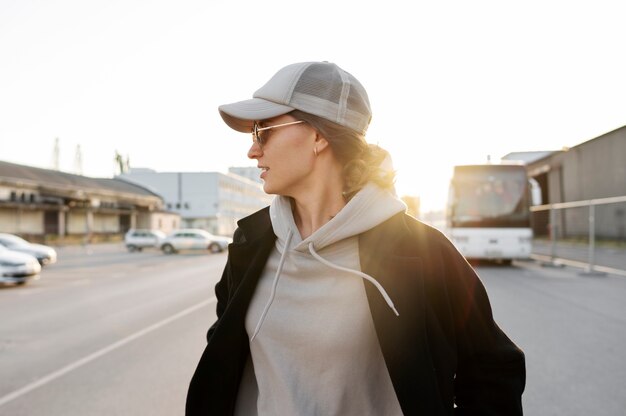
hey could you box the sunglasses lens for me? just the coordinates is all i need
[252,124,261,146]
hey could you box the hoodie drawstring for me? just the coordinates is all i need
[307,242,400,317]
[250,229,294,342]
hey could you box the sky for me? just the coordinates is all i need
[1,0,625,212]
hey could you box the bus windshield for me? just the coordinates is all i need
[450,166,530,228]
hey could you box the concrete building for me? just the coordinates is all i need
[0,161,180,243]
[228,166,263,184]
[506,125,626,239]
[118,168,272,236]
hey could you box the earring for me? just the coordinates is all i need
[314,147,318,157]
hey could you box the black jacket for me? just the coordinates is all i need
[186,208,525,415]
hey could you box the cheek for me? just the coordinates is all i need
[285,152,315,175]
[274,144,314,168]
[264,153,313,191]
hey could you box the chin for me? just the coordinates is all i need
[263,182,289,197]
[262,182,277,195]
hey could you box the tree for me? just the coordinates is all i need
[114,150,130,174]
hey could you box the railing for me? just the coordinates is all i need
[530,195,626,275]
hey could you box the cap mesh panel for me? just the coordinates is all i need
[293,64,343,104]
[347,86,370,117]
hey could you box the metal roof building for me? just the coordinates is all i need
[0,161,179,243]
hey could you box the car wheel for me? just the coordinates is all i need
[162,244,176,254]
[208,243,222,253]
[16,281,26,286]
[127,245,138,252]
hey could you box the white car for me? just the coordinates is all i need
[160,229,232,254]
[0,245,41,285]
[0,234,57,266]
[124,229,166,252]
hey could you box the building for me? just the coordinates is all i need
[228,166,263,184]
[501,150,562,208]
[0,161,179,243]
[506,125,626,239]
[118,168,272,236]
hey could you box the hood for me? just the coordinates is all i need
[270,153,406,253]
[30,244,55,254]
[249,152,405,341]
[0,249,39,264]
[11,245,51,256]
[270,183,406,253]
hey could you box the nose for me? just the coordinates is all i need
[247,140,262,159]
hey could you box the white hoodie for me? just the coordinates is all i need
[235,165,407,416]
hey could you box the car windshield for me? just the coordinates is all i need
[0,235,29,247]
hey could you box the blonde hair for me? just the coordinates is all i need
[289,110,395,200]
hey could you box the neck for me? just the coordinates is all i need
[290,164,345,240]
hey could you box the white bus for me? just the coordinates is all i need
[446,163,541,264]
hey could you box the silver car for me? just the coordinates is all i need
[124,229,166,252]
[0,245,41,285]
[160,229,232,254]
[0,234,57,266]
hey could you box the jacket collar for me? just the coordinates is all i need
[236,207,272,245]
[226,207,276,292]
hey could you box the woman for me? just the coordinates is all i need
[186,61,525,415]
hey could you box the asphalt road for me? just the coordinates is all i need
[1,244,625,415]
[478,260,626,416]
[0,244,223,416]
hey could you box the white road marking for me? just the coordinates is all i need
[0,296,216,408]
[110,272,127,279]
[69,279,91,286]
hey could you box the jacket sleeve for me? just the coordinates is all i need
[439,238,526,415]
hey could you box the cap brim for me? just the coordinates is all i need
[218,98,295,133]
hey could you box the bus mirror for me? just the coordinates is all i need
[529,178,542,205]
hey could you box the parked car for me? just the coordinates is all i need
[160,229,232,254]
[0,233,57,266]
[0,245,41,285]
[124,229,166,252]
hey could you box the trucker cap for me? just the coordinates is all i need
[218,61,372,135]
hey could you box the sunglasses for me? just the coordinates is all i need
[252,120,305,148]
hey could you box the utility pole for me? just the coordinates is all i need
[52,137,60,170]
[74,144,83,175]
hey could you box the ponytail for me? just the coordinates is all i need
[289,110,395,200]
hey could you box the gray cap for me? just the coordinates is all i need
[219,61,372,135]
